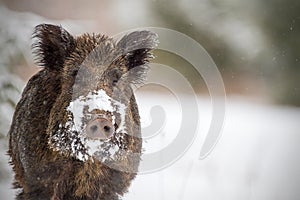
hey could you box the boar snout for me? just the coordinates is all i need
[86,117,114,140]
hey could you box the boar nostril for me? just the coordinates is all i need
[90,125,98,132]
[103,125,111,132]
[86,117,114,140]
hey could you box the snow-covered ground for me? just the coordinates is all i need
[1,94,300,200]
[126,94,300,200]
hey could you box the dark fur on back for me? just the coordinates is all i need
[8,24,157,200]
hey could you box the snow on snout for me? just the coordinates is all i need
[67,89,115,133]
[65,89,128,161]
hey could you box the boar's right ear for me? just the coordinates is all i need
[32,24,75,70]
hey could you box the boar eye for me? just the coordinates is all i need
[110,69,122,86]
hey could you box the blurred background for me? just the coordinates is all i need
[0,0,299,199]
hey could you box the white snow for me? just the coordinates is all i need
[113,100,128,134]
[125,94,300,200]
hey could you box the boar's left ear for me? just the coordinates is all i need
[32,24,75,71]
[117,31,158,70]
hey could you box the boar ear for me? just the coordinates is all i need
[32,24,75,70]
[117,31,158,70]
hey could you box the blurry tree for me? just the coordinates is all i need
[150,0,233,72]
[257,0,300,105]
[150,0,300,106]
[0,6,25,182]
[149,0,271,98]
